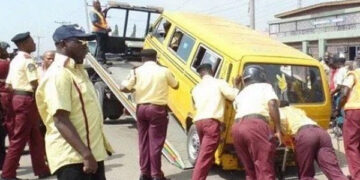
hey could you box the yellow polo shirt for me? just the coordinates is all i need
[279,106,317,135]
[192,75,238,122]
[121,61,178,105]
[234,83,278,120]
[36,53,112,173]
[5,51,38,92]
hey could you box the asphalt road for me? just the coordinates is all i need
[13,116,349,180]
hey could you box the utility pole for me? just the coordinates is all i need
[84,0,91,32]
[249,0,255,29]
[34,36,44,60]
[298,0,302,8]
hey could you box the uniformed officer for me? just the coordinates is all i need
[2,32,50,179]
[36,24,113,180]
[120,49,178,180]
[279,103,347,180]
[191,63,240,180]
[90,0,111,63]
[232,65,282,180]
[0,41,11,169]
[338,58,360,179]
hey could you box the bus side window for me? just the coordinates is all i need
[153,18,171,42]
[191,45,222,77]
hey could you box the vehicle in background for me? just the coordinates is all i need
[87,2,162,121]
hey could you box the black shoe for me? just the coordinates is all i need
[38,172,52,179]
[139,174,152,180]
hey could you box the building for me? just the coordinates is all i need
[269,0,360,60]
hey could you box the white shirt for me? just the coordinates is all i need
[192,75,238,122]
[234,83,278,119]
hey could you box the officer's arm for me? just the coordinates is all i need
[337,86,350,111]
[120,70,136,93]
[53,110,96,166]
[268,99,281,133]
[166,69,179,89]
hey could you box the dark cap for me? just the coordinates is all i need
[0,41,10,50]
[140,49,157,58]
[11,32,31,44]
[53,24,96,42]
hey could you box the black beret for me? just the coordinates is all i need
[11,32,30,43]
[140,49,157,58]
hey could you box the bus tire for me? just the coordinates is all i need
[187,124,200,166]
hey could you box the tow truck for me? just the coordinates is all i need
[85,1,193,169]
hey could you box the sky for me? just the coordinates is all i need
[0,0,336,57]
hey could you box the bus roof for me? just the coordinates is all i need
[163,12,313,61]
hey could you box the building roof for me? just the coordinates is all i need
[163,12,312,61]
[275,0,360,18]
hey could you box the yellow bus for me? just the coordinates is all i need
[143,12,331,169]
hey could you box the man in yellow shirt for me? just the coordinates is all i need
[120,49,178,180]
[36,24,112,180]
[280,103,347,180]
[338,58,360,179]
[191,63,239,180]
[2,32,50,180]
[232,65,282,180]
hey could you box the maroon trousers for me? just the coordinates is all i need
[344,109,360,179]
[1,95,49,178]
[136,104,168,178]
[294,126,347,180]
[231,118,276,180]
[192,118,221,180]
[0,92,14,138]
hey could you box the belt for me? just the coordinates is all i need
[236,114,268,124]
[137,103,167,107]
[13,90,33,96]
[297,124,318,134]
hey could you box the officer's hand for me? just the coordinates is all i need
[220,122,226,132]
[107,27,112,32]
[83,153,98,174]
[233,75,242,88]
[274,131,283,147]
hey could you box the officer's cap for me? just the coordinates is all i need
[0,41,10,50]
[53,24,96,42]
[11,32,31,44]
[140,49,157,58]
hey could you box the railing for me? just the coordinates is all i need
[270,23,360,38]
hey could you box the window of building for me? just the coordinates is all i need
[269,24,279,34]
[191,45,222,75]
[279,22,296,32]
[168,28,195,62]
[153,18,172,42]
[243,63,324,103]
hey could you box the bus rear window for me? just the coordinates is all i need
[244,64,325,103]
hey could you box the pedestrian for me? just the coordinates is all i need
[120,49,178,180]
[0,41,11,169]
[231,65,282,180]
[37,50,55,79]
[191,63,240,180]
[90,0,111,64]
[337,57,360,180]
[2,32,50,180]
[35,24,113,180]
[279,102,347,180]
